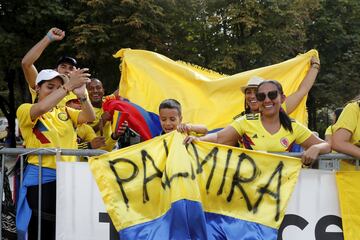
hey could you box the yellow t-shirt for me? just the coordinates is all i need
[230,113,312,152]
[332,102,360,170]
[333,102,360,146]
[17,104,80,169]
[325,125,333,136]
[89,107,117,151]
[77,124,97,142]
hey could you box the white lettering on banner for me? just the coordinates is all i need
[56,163,343,240]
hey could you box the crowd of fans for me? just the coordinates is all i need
[2,27,358,239]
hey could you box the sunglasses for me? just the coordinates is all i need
[255,90,279,101]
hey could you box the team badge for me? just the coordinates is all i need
[58,112,69,121]
[280,137,289,148]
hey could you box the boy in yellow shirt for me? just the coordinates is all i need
[158,99,208,135]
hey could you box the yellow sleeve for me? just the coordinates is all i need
[77,124,97,142]
[101,137,117,152]
[230,116,246,136]
[293,120,313,144]
[325,125,332,136]
[333,102,359,134]
[29,86,37,103]
[65,106,81,127]
[16,104,35,128]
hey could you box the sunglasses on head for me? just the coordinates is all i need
[256,90,278,101]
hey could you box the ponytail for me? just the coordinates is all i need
[279,108,293,133]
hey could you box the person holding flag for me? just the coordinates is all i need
[237,56,320,118]
[185,80,330,166]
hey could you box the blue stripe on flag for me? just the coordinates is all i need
[127,102,162,137]
[119,199,277,240]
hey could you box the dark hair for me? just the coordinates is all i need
[56,56,77,67]
[159,99,182,116]
[244,96,251,114]
[87,78,103,88]
[333,108,343,123]
[257,80,293,133]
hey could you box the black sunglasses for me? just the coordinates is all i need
[256,90,278,101]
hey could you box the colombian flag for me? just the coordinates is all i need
[103,96,162,140]
[89,132,301,239]
[114,49,318,128]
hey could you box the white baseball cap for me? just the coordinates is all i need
[240,76,264,93]
[35,69,69,86]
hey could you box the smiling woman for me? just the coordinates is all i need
[237,56,320,118]
[184,80,331,167]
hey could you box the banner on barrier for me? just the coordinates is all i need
[87,132,301,239]
[57,163,343,240]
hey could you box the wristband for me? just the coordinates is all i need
[46,32,55,42]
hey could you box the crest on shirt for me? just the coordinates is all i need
[58,112,69,121]
[280,137,289,148]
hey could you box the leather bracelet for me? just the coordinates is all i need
[311,62,320,71]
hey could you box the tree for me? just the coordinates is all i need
[0,0,73,146]
[306,0,360,131]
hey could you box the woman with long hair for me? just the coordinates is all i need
[185,80,330,166]
[239,56,320,117]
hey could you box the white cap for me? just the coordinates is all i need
[240,76,264,93]
[35,69,69,86]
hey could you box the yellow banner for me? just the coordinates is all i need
[89,132,301,231]
[114,49,318,128]
[336,171,360,240]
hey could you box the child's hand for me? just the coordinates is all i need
[177,123,192,134]
[183,135,199,145]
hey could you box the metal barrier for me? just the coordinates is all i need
[0,147,358,240]
[0,148,106,240]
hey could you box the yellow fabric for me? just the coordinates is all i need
[336,171,360,240]
[17,104,79,169]
[29,85,37,103]
[29,85,77,107]
[114,49,318,128]
[89,107,117,151]
[332,102,360,171]
[89,131,301,231]
[333,102,360,146]
[230,113,312,151]
[325,125,333,136]
[77,124,97,142]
